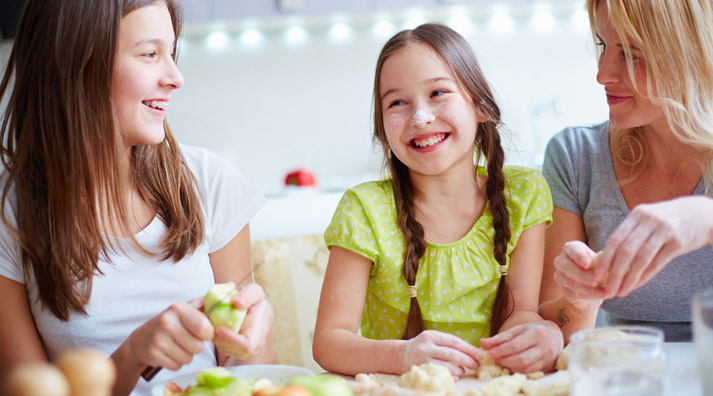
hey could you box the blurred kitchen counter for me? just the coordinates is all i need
[251,187,344,241]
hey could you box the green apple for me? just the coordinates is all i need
[194,367,235,389]
[204,283,246,333]
[287,374,354,396]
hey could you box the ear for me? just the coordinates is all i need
[475,106,492,123]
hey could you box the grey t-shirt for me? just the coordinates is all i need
[543,121,713,341]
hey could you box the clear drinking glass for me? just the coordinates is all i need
[693,289,713,396]
[568,326,666,396]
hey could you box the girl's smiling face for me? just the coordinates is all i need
[594,1,666,132]
[379,43,482,178]
[112,2,183,147]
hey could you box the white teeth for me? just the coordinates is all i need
[413,134,446,148]
[144,100,169,110]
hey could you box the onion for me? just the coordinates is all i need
[2,363,70,396]
[54,349,116,396]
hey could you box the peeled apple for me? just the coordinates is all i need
[204,283,246,332]
[287,374,354,396]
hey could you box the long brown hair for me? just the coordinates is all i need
[0,0,204,321]
[372,24,512,339]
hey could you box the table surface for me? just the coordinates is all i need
[340,342,703,396]
[665,342,702,396]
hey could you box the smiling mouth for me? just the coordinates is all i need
[142,100,169,110]
[411,133,449,148]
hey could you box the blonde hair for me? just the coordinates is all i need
[587,0,713,189]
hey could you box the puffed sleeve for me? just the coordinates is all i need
[324,187,381,267]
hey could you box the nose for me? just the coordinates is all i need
[410,109,435,128]
[595,51,620,86]
[161,58,184,90]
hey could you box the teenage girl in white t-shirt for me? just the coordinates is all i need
[0,1,273,395]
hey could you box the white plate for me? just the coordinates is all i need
[150,364,314,396]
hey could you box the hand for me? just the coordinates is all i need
[213,283,274,359]
[479,321,563,373]
[594,196,713,297]
[124,300,214,371]
[400,330,483,377]
[553,241,607,311]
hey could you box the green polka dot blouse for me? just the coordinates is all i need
[324,166,552,345]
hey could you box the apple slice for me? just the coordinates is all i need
[204,283,246,333]
[288,374,354,396]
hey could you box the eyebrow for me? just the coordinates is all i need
[380,77,454,101]
[132,37,175,48]
[595,34,642,51]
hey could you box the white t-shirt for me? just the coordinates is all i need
[0,144,266,396]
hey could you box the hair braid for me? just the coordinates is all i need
[477,122,512,334]
[390,157,428,340]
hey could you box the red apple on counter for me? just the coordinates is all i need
[284,169,316,187]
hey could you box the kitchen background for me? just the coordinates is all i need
[0,0,608,239]
[0,0,612,371]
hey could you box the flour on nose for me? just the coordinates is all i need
[412,110,435,125]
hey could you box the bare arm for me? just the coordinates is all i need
[313,247,481,377]
[209,224,274,366]
[313,246,404,375]
[0,276,48,374]
[538,206,599,343]
[480,223,563,373]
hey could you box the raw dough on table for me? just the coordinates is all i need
[397,363,454,394]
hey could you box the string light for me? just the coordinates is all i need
[373,20,395,38]
[532,11,555,31]
[446,14,473,35]
[285,25,307,44]
[490,13,512,33]
[191,2,588,49]
[206,31,228,49]
[240,28,264,47]
[329,22,352,42]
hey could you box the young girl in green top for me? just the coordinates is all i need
[313,24,563,377]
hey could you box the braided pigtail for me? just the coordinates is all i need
[390,157,428,340]
[476,121,512,334]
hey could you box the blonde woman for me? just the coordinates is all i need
[540,0,713,342]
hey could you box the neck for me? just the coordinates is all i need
[410,162,479,206]
[640,123,700,169]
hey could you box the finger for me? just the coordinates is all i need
[151,311,201,368]
[555,254,598,288]
[604,219,656,295]
[174,302,215,341]
[485,330,534,361]
[149,348,184,371]
[617,233,663,296]
[554,269,607,300]
[232,283,266,310]
[235,300,272,354]
[428,331,483,361]
[214,327,254,359]
[494,345,540,373]
[187,296,207,314]
[634,241,678,289]
[480,326,526,350]
[596,215,641,280]
[561,241,597,270]
[427,346,479,371]
[431,360,466,378]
